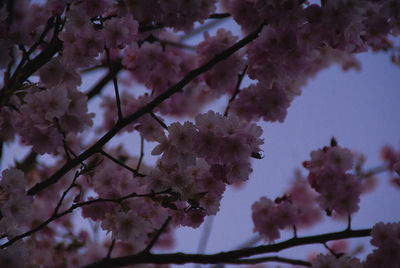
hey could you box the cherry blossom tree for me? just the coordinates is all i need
[0,0,399,267]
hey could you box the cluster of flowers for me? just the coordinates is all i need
[122,40,196,96]
[252,175,322,242]
[196,28,246,95]
[0,1,50,68]
[148,110,263,225]
[252,197,297,243]
[121,37,216,116]
[250,137,390,244]
[219,0,400,123]
[311,222,400,268]
[365,221,400,267]
[311,254,363,268]
[59,3,138,67]
[82,154,169,252]
[380,144,400,189]
[0,169,32,237]
[16,85,93,154]
[122,0,217,32]
[0,149,175,266]
[303,143,362,216]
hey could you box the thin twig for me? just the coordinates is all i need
[85,61,123,99]
[359,166,387,178]
[136,136,145,173]
[53,170,80,216]
[347,214,352,230]
[150,112,168,130]
[106,239,116,259]
[100,149,145,177]
[105,47,123,120]
[3,46,15,89]
[143,216,172,253]
[224,65,248,117]
[323,242,342,258]
[18,45,29,63]
[55,118,78,161]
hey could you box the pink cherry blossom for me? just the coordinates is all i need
[104,15,138,49]
[311,254,362,268]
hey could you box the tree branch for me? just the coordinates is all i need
[0,189,172,249]
[80,228,371,267]
[150,112,168,130]
[85,61,123,99]
[225,256,311,266]
[142,216,172,253]
[53,170,80,216]
[99,149,145,177]
[1,17,63,103]
[208,13,231,19]
[224,65,248,117]
[106,239,116,259]
[136,136,144,173]
[27,22,267,196]
[105,47,123,120]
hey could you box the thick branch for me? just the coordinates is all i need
[1,18,63,102]
[80,228,371,267]
[227,256,311,266]
[27,22,266,196]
